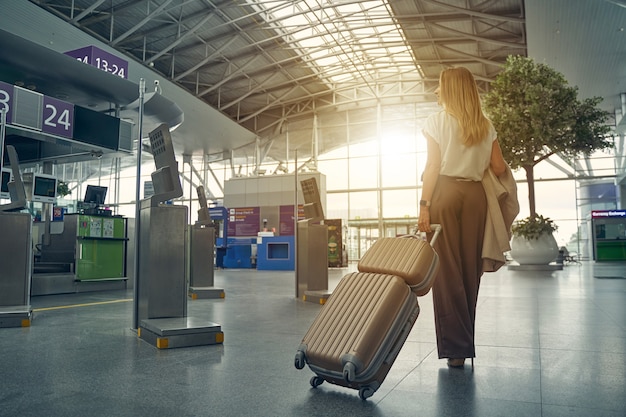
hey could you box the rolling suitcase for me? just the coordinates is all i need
[294,225,441,400]
[358,228,440,296]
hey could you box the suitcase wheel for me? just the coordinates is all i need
[310,376,324,388]
[343,362,356,383]
[294,351,306,369]
[359,386,375,400]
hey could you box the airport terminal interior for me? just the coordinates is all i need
[1,1,625,416]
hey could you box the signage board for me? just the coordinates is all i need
[227,207,260,236]
[591,210,626,218]
[0,82,74,139]
[0,80,15,123]
[65,46,129,79]
[42,96,74,138]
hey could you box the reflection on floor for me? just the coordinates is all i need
[1,261,625,417]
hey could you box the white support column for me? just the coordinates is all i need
[312,113,319,169]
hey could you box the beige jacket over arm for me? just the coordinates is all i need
[481,163,519,272]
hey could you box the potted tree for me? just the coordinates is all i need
[57,181,71,198]
[509,214,559,265]
[483,55,613,265]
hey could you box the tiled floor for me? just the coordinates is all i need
[1,261,625,417]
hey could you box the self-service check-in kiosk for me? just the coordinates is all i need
[296,177,329,304]
[137,124,222,349]
[188,185,224,299]
[0,145,32,327]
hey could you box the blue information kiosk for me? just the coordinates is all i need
[256,235,295,270]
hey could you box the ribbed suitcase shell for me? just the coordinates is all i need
[295,272,419,400]
[358,236,439,296]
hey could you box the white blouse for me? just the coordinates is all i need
[423,110,496,181]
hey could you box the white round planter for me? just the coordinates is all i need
[510,233,559,265]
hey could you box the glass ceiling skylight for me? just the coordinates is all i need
[251,0,419,84]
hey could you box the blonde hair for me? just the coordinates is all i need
[439,67,490,146]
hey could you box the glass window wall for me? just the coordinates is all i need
[53,104,621,264]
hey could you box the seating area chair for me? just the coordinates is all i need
[559,246,581,265]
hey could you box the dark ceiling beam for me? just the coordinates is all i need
[112,6,218,46]
[145,13,215,65]
[69,0,143,27]
[400,13,523,24]
[197,54,263,97]
[405,32,524,48]
[111,0,174,46]
[173,36,239,81]
[238,85,307,123]
[70,0,106,23]
[446,26,522,49]
[220,72,283,111]
[420,0,524,22]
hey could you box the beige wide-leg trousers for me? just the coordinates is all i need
[429,176,487,359]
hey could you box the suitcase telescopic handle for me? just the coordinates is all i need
[427,224,442,246]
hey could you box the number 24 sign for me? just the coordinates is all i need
[42,96,74,138]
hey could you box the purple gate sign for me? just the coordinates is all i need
[65,46,129,79]
[0,81,15,123]
[42,96,74,138]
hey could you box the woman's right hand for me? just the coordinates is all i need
[418,208,432,233]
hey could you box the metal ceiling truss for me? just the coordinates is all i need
[31,0,525,153]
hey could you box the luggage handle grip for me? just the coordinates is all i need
[407,224,442,247]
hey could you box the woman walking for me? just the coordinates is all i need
[418,67,507,368]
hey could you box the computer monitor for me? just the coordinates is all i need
[31,173,58,204]
[84,185,107,205]
[1,168,11,200]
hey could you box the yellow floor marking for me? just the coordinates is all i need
[33,299,132,312]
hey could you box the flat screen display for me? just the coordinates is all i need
[84,185,107,205]
[73,106,120,150]
[31,174,57,204]
[1,168,11,199]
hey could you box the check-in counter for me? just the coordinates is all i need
[223,237,256,268]
[591,210,626,261]
[36,213,127,279]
